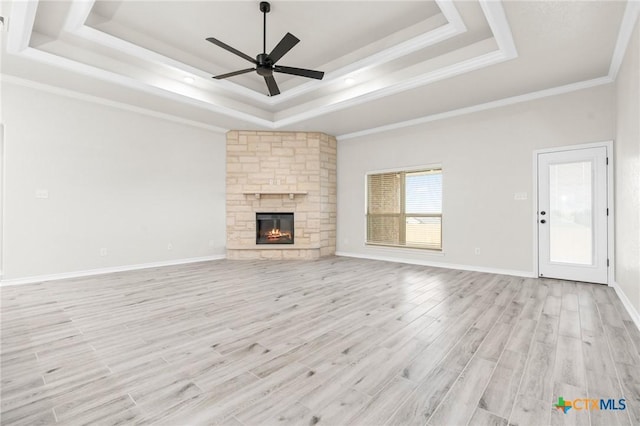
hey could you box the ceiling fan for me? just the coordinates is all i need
[206,1,324,96]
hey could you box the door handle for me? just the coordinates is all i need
[540,219,546,224]
[540,211,546,215]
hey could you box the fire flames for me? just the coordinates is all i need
[266,228,291,240]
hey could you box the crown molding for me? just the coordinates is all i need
[478,0,517,59]
[438,0,466,31]
[608,0,640,79]
[276,0,468,104]
[6,0,36,53]
[62,0,465,107]
[272,0,516,127]
[15,0,635,142]
[1,75,229,134]
[276,48,507,128]
[63,0,94,32]
[338,0,638,140]
[273,18,460,104]
[6,0,511,129]
[17,46,276,128]
[337,76,613,140]
[70,23,271,106]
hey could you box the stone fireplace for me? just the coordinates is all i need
[226,131,336,260]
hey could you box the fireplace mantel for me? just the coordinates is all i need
[242,191,308,200]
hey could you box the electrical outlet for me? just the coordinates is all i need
[35,189,49,199]
[100,248,108,256]
[474,248,481,255]
[167,243,173,250]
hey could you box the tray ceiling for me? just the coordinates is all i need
[0,1,635,137]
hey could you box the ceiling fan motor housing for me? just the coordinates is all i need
[256,53,274,76]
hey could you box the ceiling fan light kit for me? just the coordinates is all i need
[206,1,324,96]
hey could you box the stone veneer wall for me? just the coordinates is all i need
[226,131,337,260]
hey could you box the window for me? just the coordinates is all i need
[367,167,442,250]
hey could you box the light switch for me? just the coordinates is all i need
[514,192,528,200]
[35,189,49,199]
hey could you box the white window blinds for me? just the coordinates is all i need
[367,168,442,250]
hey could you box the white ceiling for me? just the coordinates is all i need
[0,1,637,138]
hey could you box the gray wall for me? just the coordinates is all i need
[615,18,640,314]
[336,84,615,275]
[1,82,227,280]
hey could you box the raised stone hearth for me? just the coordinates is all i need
[226,131,337,260]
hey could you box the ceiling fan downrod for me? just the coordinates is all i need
[260,2,270,55]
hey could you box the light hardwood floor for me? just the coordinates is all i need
[1,257,639,426]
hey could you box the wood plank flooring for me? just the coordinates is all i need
[1,257,639,425]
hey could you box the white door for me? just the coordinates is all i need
[537,147,608,284]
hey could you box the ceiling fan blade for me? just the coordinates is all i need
[264,75,280,96]
[213,68,256,79]
[206,37,257,64]
[268,33,300,64]
[274,66,324,80]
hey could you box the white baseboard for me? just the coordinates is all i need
[611,281,640,331]
[334,251,535,278]
[0,255,226,286]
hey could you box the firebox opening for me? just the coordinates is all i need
[256,213,294,244]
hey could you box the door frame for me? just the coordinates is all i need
[532,141,614,285]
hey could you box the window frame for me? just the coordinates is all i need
[364,164,443,251]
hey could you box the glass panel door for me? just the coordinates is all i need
[538,147,608,284]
